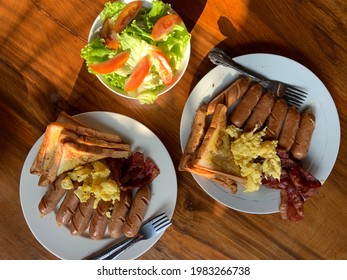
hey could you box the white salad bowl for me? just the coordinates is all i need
[87,0,191,104]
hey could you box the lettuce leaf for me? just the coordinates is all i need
[80,38,118,72]
[99,1,126,22]
[147,0,171,24]
[157,25,191,72]
[116,32,150,76]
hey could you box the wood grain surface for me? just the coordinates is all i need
[1,0,346,260]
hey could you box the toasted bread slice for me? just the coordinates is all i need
[31,112,130,187]
[56,111,85,126]
[56,141,130,176]
[39,141,131,186]
[30,123,66,175]
[31,112,84,174]
[56,111,122,143]
[31,122,123,175]
[31,109,123,175]
[184,164,239,193]
[193,104,241,178]
[61,122,122,143]
[179,104,208,171]
[59,129,126,150]
[179,104,245,193]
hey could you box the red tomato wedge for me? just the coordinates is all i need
[124,56,150,92]
[151,50,173,85]
[152,14,182,41]
[100,17,119,50]
[114,1,143,33]
[90,51,129,74]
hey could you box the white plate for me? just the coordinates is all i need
[87,0,191,101]
[20,111,177,259]
[180,53,340,214]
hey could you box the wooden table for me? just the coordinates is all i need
[1,0,346,260]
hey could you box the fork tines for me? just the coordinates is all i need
[284,96,304,107]
[284,85,308,108]
[144,212,167,225]
[151,213,171,232]
[285,85,307,98]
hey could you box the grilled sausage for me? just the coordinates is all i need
[264,98,288,140]
[89,200,112,240]
[38,173,67,216]
[70,195,95,236]
[56,181,80,225]
[243,90,275,132]
[278,106,301,151]
[230,83,263,127]
[124,186,151,238]
[108,190,132,238]
[291,109,316,160]
[207,76,251,114]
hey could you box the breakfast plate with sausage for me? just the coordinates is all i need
[20,111,177,259]
[180,53,340,216]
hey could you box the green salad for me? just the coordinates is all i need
[81,0,191,104]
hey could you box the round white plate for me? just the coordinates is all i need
[20,111,177,259]
[180,53,340,214]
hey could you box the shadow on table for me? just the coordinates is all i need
[165,0,207,33]
[189,7,312,95]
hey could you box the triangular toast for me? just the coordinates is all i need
[179,104,246,193]
[39,141,130,186]
[193,104,241,177]
[31,111,130,187]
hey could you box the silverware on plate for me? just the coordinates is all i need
[86,212,171,260]
[208,48,308,108]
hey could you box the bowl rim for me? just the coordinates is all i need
[87,0,191,101]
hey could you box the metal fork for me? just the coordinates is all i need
[208,48,307,108]
[86,212,171,260]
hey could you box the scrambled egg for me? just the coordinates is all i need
[225,125,281,192]
[61,160,120,208]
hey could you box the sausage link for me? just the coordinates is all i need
[264,98,288,140]
[70,195,95,236]
[56,181,80,225]
[291,109,316,160]
[108,190,132,238]
[243,91,275,132]
[124,186,151,238]
[38,173,67,216]
[89,200,112,240]
[230,83,263,127]
[278,107,301,151]
[207,76,251,114]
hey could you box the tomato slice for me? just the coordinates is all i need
[124,56,150,92]
[151,50,173,85]
[90,51,129,74]
[114,1,143,33]
[152,14,182,41]
[100,17,119,50]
